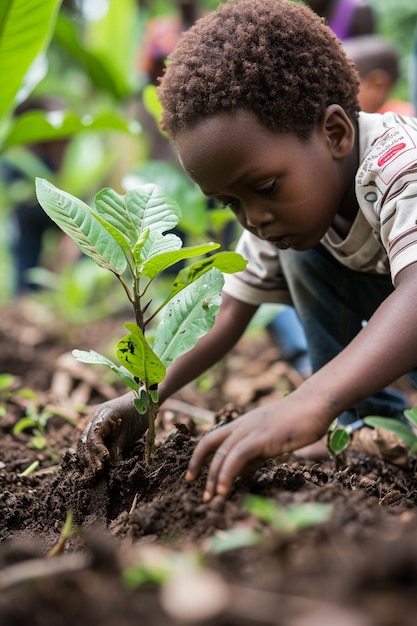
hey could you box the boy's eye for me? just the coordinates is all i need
[255,178,278,196]
[218,198,236,210]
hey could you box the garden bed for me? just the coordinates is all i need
[1,298,417,626]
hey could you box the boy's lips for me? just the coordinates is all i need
[264,235,293,250]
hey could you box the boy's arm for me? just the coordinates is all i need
[187,262,417,501]
[78,292,258,472]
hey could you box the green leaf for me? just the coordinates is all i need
[170,251,247,299]
[329,428,350,454]
[0,373,15,391]
[13,417,38,435]
[153,268,224,367]
[136,231,183,268]
[53,10,129,98]
[282,503,333,531]
[149,388,159,404]
[208,528,262,553]
[244,495,332,534]
[29,435,47,450]
[133,388,148,414]
[124,160,209,238]
[82,0,138,98]
[404,407,417,428]
[35,178,127,275]
[94,185,181,250]
[72,349,138,391]
[0,0,62,121]
[364,416,417,450]
[140,242,221,281]
[117,323,166,386]
[122,564,171,589]
[142,84,163,126]
[2,109,139,149]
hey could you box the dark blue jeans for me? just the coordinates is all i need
[279,244,417,422]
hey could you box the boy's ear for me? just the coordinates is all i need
[321,105,355,159]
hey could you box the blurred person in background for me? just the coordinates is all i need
[2,98,76,295]
[136,0,199,161]
[305,0,375,40]
[343,35,415,116]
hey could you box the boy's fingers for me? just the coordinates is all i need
[205,436,264,499]
[186,426,231,481]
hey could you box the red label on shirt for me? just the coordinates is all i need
[377,142,407,167]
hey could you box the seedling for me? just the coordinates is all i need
[243,494,332,534]
[12,390,76,453]
[48,511,74,557]
[207,496,332,553]
[327,407,417,463]
[35,178,246,462]
[0,374,16,417]
[327,419,350,462]
[364,406,417,455]
[18,460,40,477]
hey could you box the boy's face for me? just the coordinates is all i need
[175,109,353,251]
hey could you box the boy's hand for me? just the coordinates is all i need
[185,395,329,501]
[77,394,148,473]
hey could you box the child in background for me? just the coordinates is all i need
[79,0,417,502]
[305,0,375,40]
[343,35,415,116]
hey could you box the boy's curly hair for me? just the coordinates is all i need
[158,0,360,139]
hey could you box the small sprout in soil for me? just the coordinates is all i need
[244,495,332,535]
[328,423,350,454]
[18,460,40,477]
[48,511,74,557]
[207,497,332,553]
[0,374,15,417]
[122,547,202,589]
[206,527,262,553]
[0,374,34,418]
[35,178,246,463]
[13,401,75,453]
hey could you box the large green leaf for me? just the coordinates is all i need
[0,0,62,121]
[168,251,247,299]
[72,349,138,391]
[139,241,220,280]
[94,185,182,249]
[35,178,127,274]
[2,109,139,148]
[364,416,417,450]
[117,323,166,386]
[83,0,138,98]
[153,268,224,367]
[53,10,129,98]
[134,231,182,269]
[124,159,209,238]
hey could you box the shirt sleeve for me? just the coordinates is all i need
[356,116,417,283]
[222,230,293,305]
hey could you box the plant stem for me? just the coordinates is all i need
[145,399,158,464]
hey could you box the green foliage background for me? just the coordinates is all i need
[0,0,416,308]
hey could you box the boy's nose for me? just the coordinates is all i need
[245,205,274,228]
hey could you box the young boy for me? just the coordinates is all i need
[79,0,417,502]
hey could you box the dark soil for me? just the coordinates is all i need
[1,298,417,626]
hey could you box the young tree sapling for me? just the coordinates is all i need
[35,178,247,462]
